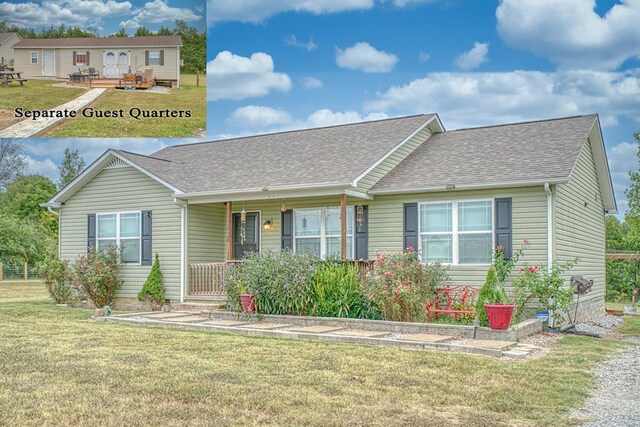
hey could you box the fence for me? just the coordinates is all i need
[0,263,40,281]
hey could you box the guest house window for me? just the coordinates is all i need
[75,51,87,66]
[96,212,142,264]
[419,200,493,265]
[148,50,161,65]
[30,51,38,64]
[294,207,354,259]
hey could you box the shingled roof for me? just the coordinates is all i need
[118,114,437,193]
[14,36,182,48]
[371,115,599,193]
[0,33,20,44]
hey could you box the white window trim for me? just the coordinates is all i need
[75,51,88,66]
[96,211,142,265]
[293,207,355,259]
[148,50,161,66]
[30,51,38,64]
[418,199,495,266]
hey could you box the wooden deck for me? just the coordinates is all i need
[67,78,156,90]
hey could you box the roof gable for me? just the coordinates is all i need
[0,33,21,43]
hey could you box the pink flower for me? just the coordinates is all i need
[406,245,414,251]
[365,272,371,278]
[497,245,504,251]
[402,280,407,285]
[524,239,531,245]
[384,271,391,278]
[374,275,381,281]
[395,286,402,294]
[528,266,538,273]
[80,264,86,270]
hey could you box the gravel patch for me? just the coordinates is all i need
[569,340,640,426]
[571,315,624,337]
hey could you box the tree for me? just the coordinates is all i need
[58,148,85,189]
[173,20,206,78]
[157,26,173,36]
[0,139,27,189]
[135,26,153,36]
[625,131,640,250]
[0,215,52,265]
[114,27,129,37]
[0,175,57,224]
[138,253,165,308]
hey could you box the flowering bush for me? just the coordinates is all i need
[512,258,579,325]
[224,249,320,315]
[363,248,448,322]
[71,245,124,308]
[36,255,77,304]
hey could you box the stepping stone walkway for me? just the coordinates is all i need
[291,325,345,333]
[0,88,106,137]
[96,312,543,358]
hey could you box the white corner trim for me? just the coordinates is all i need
[351,116,438,188]
[174,198,188,303]
[544,182,553,272]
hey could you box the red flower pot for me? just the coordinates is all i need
[484,303,515,330]
[239,294,256,313]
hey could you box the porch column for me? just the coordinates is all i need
[340,193,347,261]
[226,201,233,261]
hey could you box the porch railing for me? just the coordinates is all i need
[189,262,228,296]
[188,260,372,297]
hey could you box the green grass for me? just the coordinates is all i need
[0,79,85,110]
[0,281,631,426]
[620,316,640,336]
[45,74,205,138]
[606,301,637,311]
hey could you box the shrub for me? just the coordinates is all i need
[71,245,123,308]
[224,249,319,315]
[37,255,75,304]
[512,258,579,325]
[137,253,165,308]
[476,266,508,326]
[364,248,448,322]
[310,260,380,319]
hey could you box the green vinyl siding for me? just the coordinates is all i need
[188,203,225,263]
[368,187,549,289]
[356,126,433,191]
[59,166,182,300]
[554,138,606,305]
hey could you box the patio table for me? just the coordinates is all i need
[0,70,27,86]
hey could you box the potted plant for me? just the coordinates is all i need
[477,266,515,330]
[237,282,256,313]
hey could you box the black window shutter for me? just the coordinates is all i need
[145,50,149,66]
[73,51,77,66]
[403,203,418,251]
[141,210,152,265]
[87,213,96,251]
[354,205,368,260]
[495,198,512,260]
[281,210,293,250]
[86,51,90,66]
[160,50,164,66]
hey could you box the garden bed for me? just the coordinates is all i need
[200,310,542,341]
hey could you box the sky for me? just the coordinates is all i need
[0,0,205,34]
[8,0,640,218]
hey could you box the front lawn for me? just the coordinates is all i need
[0,79,86,130]
[0,281,630,426]
[43,74,206,138]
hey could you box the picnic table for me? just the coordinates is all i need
[0,70,27,86]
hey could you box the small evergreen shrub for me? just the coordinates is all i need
[71,245,123,308]
[138,253,165,308]
[37,255,75,304]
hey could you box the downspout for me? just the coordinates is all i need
[174,198,187,303]
[544,183,554,326]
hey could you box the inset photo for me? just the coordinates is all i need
[0,0,206,138]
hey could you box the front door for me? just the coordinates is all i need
[233,212,260,260]
[42,49,55,76]
[103,51,129,77]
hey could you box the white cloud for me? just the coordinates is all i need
[284,35,317,51]
[0,0,132,29]
[496,0,640,71]
[208,0,374,25]
[418,51,430,62]
[336,42,398,73]
[207,51,292,101]
[454,42,489,70]
[365,70,640,129]
[119,0,200,29]
[302,76,323,89]
[393,0,437,7]
[227,105,292,128]
[306,109,388,127]
[26,157,59,180]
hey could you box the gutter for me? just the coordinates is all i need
[369,178,569,195]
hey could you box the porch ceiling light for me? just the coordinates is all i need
[263,219,274,231]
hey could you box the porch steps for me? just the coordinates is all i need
[175,300,226,312]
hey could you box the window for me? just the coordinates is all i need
[75,51,87,66]
[30,51,38,64]
[419,200,493,265]
[97,212,141,263]
[294,207,354,259]
[148,50,161,66]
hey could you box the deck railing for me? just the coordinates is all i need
[188,262,228,296]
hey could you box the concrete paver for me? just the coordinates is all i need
[333,330,391,338]
[398,333,454,343]
[206,320,251,327]
[163,315,209,323]
[465,340,516,351]
[291,325,346,334]
[237,322,292,330]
